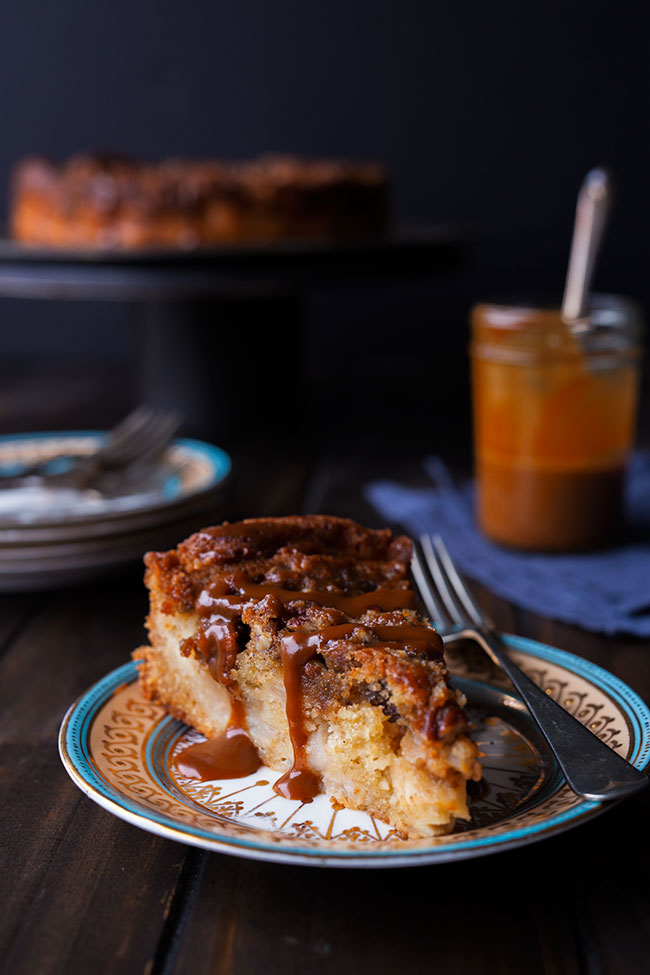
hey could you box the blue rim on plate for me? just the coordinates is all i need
[0,430,231,525]
[59,635,650,868]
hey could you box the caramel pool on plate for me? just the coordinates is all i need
[470,297,642,551]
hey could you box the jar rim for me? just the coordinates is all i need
[468,340,643,366]
[473,292,641,317]
[471,292,643,363]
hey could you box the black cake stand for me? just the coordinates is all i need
[0,228,468,439]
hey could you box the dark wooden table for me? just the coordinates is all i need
[2,434,649,975]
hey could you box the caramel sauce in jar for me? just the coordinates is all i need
[470,297,642,551]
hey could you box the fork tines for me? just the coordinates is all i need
[412,534,486,631]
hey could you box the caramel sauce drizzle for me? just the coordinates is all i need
[176,726,261,782]
[177,581,262,782]
[274,622,442,801]
[176,571,435,798]
[229,570,416,614]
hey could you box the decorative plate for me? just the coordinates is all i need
[59,636,650,868]
[0,431,231,532]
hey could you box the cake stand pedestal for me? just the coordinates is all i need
[0,228,468,440]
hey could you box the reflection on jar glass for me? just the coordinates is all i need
[470,295,643,552]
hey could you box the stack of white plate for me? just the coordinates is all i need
[0,431,231,591]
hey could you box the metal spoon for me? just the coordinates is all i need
[562,168,612,333]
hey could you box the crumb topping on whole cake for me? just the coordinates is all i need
[10,154,388,248]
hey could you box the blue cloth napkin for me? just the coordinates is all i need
[365,454,650,637]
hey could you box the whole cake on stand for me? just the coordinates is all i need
[9,153,389,249]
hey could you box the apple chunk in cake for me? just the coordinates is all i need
[133,515,481,837]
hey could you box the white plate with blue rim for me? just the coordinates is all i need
[0,431,231,590]
[0,431,231,539]
[59,635,650,867]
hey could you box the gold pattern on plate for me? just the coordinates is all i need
[85,644,634,853]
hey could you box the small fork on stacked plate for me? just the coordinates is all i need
[0,406,181,492]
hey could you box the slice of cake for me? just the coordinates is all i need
[134,515,481,837]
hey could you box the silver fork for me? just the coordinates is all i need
[412,533,648,802]
[0,406,181,489]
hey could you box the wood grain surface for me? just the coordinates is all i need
[1,433,649,975]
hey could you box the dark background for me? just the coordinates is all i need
[2,13,650,972]
[0,0,648,443]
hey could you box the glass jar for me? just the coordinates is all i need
[470,295,643,551]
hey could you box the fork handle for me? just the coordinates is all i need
[458,628,648,801]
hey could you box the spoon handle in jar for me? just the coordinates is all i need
[562,168,611,323]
